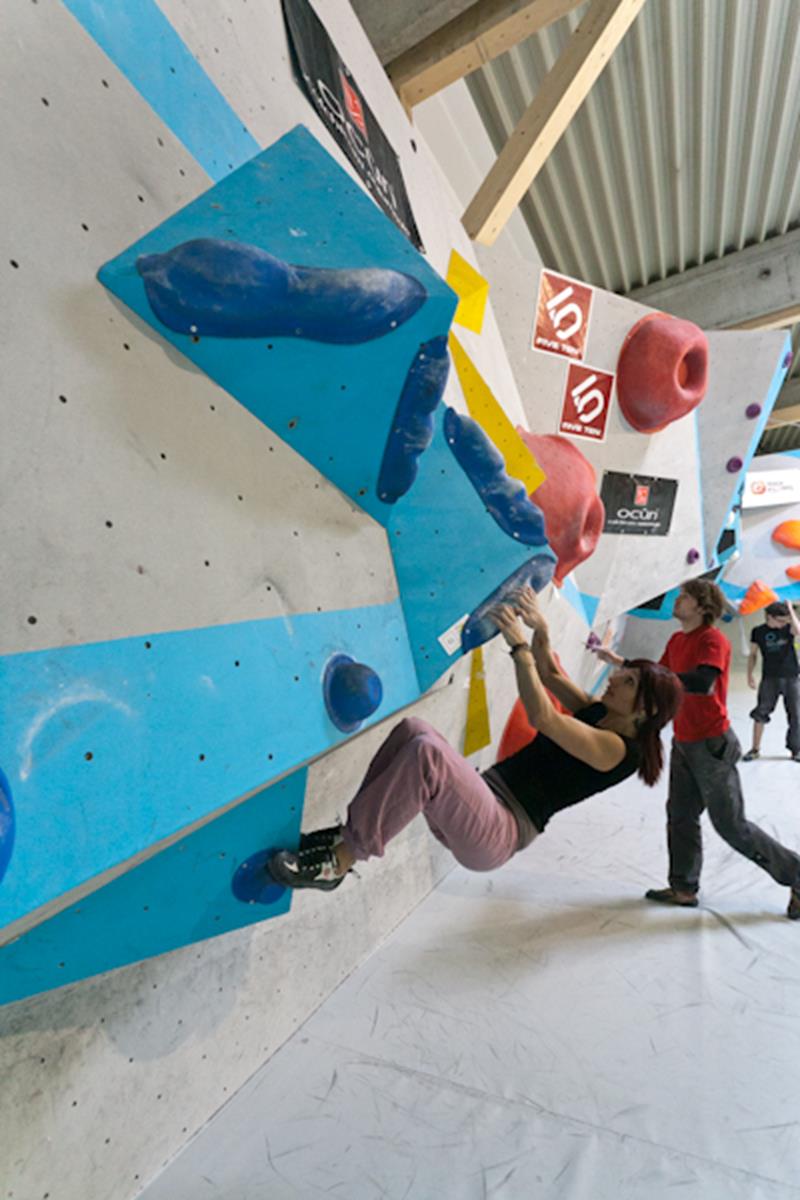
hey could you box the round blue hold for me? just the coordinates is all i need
[0,768,15,886]
[323,654,383,733]
[231,849,286,906]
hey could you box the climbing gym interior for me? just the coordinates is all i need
[2,1,800,1197]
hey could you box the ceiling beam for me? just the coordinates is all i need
[628,230,800,330]
[766,378,800,429]
[461,0,647,245]
[386,0,585,109]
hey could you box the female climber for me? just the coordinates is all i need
[268,587,684,891]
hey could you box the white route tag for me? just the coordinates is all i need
[437,613,469,656]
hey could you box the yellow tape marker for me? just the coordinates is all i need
[449,333,546,494]
[446,249,490,334]
[463,646,492,756]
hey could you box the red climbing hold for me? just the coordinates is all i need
[516,431,604,585]
[617,313,708,433]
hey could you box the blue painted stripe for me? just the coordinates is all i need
[0,601,418,934]
[557,576,588,625]
[0,770,305,1007]
[61,0,260,180]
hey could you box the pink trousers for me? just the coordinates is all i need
[341,718,520,872]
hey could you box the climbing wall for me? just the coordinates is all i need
[0,2,554,1197]
[477,246,791,629]
[721,450,800,607]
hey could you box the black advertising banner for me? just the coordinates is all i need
[283,0,423,250]
[600,472,678,537]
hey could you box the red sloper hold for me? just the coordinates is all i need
[617,313,709,433]
[517,430,605,585]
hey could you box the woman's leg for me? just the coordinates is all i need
[342,725,519,872]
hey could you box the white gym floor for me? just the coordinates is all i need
[142,678,800,1200]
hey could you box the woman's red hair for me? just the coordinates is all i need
[626,660,684,786]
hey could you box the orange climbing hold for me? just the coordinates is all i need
[516,431,604,585]
[786,564,800,581]
[738,580,779,615]
[617,313,708,433]
[772,520,800,550]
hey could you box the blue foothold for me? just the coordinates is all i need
[231,849,286,906]
[323,654,383,733]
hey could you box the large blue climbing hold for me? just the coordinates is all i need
[0,768,15,886]
[461,556,556,652]
[323,654,383,733]
[444,408,548,546]
[377,335,450,503]
[136,238,427,343]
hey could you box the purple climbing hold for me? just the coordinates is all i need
[726,456,743,474]
[783,351,793,370]
[745,403,761,419]
[686,548,700,564]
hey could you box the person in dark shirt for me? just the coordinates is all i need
[743,600,800,762]
[267,587,682,892]
[595,579,800,919]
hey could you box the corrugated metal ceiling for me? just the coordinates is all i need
[467,0,800,294]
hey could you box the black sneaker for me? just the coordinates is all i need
[791,753,800,763]
[788,888,800,920]
[268,844,345,891]
[742,749,760,761]
[298,824,343,853]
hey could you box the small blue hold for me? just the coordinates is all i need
[444,408,547,546]
[323,654,383,733]
[377,334,450,504]
[0,768,15,886]
[136,238,427,343]
[231,849,286,906]
[461,556,556,652]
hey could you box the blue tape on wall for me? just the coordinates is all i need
[61,0,260,180]
[0,600,417,936]
[98,126,457,528]
[0,770,306,1007]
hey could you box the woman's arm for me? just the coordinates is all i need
[491,605,627,773]
[512,587,595,713]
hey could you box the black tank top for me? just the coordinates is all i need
[490,702,641,832]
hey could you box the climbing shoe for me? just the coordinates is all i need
[298,824,343,853]
[788,888,800,920]
[268,844,345,891]
[645,887,699,908]
[742,749,760,762]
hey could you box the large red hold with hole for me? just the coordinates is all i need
[517,431,604,584]
[617,313,709,433]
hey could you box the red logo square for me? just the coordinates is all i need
[533,270,593,360]
[559,363,614,442]
[340,72,367,138]
[634,484,651,506]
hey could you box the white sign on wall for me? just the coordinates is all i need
[742,468,800,508]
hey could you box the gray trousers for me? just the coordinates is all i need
[666,728,800,894]
[749,675,800,754]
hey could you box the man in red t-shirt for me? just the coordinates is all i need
[599,579,800,919]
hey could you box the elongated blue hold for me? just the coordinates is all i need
[136,238,427,343]
[377,335,450,503]
[461,556,556,652]
[444,408,547,545]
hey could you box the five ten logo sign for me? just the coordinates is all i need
[559,362,614,441]
[533,270,593,360]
